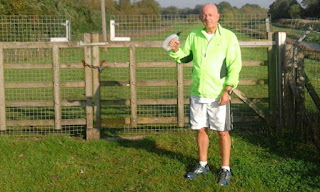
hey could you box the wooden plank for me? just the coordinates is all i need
[125,117,178,124]
[239,79,268,85]
[242,61,268,66]
[103,40,274,48]
[92,33,101,129]
[177,63,184,127]
[101,62,129,68]
[61,81,85,87]
[0,40,273,49]
[6,98,267,107]
[138,99,179,105]
[130,46,137,128]
[137,80,177,87]
[101,98,268,106]
[7,120,55,126]
[6,119,86,126]
[239,40,274,47]
[101,60,266,68]
[305,73,320,111]
[283,44,295,129]
[295,56,305,126]
[100,99,183,105]
[105,41,163,48]
[4,64,52,69]
[231,98,269,104]
[84,33,94,129]
[137,62,176,68]
[233,89,269,123]
[60,62,84,68]
[61,119,86,125]
[5,82,85,88]
[0,48,6,130]
[0,42,79,49]
[6,100,86,107]
[100,81,130,86]
[5,82,53,88]
[53,45,62,130]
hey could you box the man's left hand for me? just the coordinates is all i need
[219,91,230,105]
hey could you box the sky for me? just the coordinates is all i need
[155,0,303,9]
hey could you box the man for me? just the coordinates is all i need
[168,3,242,186]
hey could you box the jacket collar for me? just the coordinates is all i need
[201,23,222,36]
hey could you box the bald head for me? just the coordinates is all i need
[199,4,220,34]
[200,4,219,15]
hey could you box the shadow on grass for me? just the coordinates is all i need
[105,135,197,172]
[232,125,320,164]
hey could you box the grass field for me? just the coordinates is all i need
[0,130,319,192]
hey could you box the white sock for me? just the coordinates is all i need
[199,161,207,167]
[221,166,230,171]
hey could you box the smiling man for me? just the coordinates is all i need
[168,3,242,186]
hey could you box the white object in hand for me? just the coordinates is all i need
[162,32,181,51]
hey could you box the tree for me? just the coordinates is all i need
[289,4,302,18]
[161,6,179,15]
[302,0,320,17]
[240,4,268,15]
[134,0,161,15]
[193,5,203,14]
[217,1,233,13]
[269,0,302,20]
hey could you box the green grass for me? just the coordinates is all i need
[0,130,319,192]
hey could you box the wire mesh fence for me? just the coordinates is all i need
[2,13,318,137]
[100,14,272,134]
[2,46,86,137]
[0,15,69,42]
[109,14,271,42]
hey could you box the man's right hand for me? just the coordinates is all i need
[169,39,180,52]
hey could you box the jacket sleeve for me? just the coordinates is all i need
[225,35,242,88]
[169,34,192,64]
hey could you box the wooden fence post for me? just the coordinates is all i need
[0,48,6,131]
[52,45,62,130]
[84,33,98,140]
[130,46,137,128]
[177,63,184,128]
[283,44,295,130]
[92,33,101,130]
[269,32,286,129]
[296,54,305,129]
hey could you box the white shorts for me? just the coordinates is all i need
[189,96,233,131]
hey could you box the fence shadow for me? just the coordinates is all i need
[231,128,320,164]
[103,136,197,171]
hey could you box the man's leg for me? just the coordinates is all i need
[197,128,209,162]
[217,131,232,186]
[185,128,210,180]
[218,131,231,166]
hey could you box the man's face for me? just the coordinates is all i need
[200,6,220,30]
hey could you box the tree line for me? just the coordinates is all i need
[0,0,318,35]
[269,0,320,20]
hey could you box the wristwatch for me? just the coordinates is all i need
[226,89,233,95]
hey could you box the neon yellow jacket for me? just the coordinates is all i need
[169,24,242,99]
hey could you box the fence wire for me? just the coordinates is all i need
[2,46,86,137]
[5,14,318,136]
[0,15,68,42]
[109,14,270,42]
[99,14,271,134]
